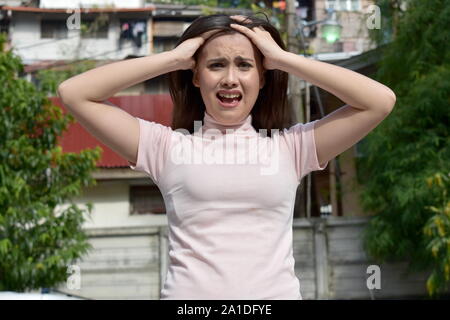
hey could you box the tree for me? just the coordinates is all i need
[0,32,101,292]
[356,0,450,297]
[35,60,98,97]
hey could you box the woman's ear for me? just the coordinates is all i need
[192,68,199,87]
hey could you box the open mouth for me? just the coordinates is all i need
[216,93,243,104]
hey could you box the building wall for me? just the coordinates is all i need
[10,12,149,63]
[55,179,167,229]
[310,0,377,54]
[338,148,368,217]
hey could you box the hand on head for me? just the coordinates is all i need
[171,29,223,71]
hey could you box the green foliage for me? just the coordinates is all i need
[35,60,97,97]
[423,173,450,296]
[0,32,102,292]
[80,12,109,38]
[366,0,410,47]
[357,0,450,297]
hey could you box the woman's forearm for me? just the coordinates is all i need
[276,51,396,113]
[58,50,180,103]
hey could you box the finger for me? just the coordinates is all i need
[229,23,254,37]
[202,29,220,38]
[229,23,251,32]
[230,21,264,33]
[229,15,250,23]
[200,29,222,42]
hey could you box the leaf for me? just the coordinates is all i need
[361,0,450,298]
[0,238,12,255]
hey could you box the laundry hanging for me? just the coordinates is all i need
[119,21,146,49]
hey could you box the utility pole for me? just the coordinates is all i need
[286,0,304,125]
[286,0,309,218]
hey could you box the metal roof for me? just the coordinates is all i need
[49,94,174,168]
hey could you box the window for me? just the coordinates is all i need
[81,19,109,39]
[40,20,68,39]
[326,0,361,11]
[130,185,166,215]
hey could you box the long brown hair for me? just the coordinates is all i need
[167,13,293,137]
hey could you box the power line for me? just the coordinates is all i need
[14,32,84,50]
[14,31,149,50]
[12,33,159,71]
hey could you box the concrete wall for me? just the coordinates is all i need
[322,217,429,299]
[56,216,432,300]
[57,226,163,300]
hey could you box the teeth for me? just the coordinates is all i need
[218,93,241,99]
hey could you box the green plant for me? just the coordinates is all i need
[0,32,101,292]
[423,172,450,297]
[35,60,97,97]
[358,0,450,297]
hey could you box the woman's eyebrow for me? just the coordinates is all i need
[207,56,254,63]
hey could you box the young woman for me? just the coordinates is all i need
[58,14,396,300]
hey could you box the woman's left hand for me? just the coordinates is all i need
[229,15,286,71]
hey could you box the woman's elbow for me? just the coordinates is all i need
[384,87,397,112]
[57,81,76,106]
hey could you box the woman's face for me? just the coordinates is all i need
[192,32,265,125]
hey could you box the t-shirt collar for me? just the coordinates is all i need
[201,111,257,136]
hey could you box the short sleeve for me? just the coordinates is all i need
[283,119,328,181]
[128,117,173,184]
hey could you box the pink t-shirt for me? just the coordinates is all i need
[128,111,328,300]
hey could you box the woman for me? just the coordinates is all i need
[58,14,396,300]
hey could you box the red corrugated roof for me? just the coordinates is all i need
[49,94,173,168]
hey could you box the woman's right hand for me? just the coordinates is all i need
[170,29,223,71]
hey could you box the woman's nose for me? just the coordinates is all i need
[220,67,239,87]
